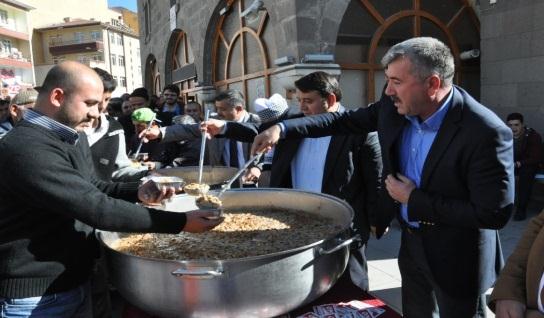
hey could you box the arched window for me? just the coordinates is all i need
[212,0,276,108]
[165,29,197,103]
[336,0,480,107]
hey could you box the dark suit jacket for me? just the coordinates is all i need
[263,109,382,243]
[162,111,261,166]
[279,86,514,298]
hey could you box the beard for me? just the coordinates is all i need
[55,105,92,131]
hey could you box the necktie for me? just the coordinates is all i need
[229,139,239,168]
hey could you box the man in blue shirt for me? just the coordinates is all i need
[250,37,514,317]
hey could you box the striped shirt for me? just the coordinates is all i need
[23,109,79,144]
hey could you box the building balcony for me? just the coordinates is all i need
[0,52,31,69]
[49,40,104,56]
[0,25,29,41]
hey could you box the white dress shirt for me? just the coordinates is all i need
[223,113,248,167]
[290,136,331,192]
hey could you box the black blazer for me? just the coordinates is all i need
[265,109,382,242]
[279,86,515,298]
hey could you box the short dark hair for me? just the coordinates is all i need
[93,67,117,93]
[507,112,524,123]
[214,89,245,109]
[107,97,123,115]
[294,71,342,102]
[40,64,79,97]
[163,84,180,96]
[130,87,149,101]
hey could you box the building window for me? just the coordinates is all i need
[74,32,84,43]
[53,55,65,64]
[0,39,11,54]
[77,55,88,64]
[335,0,481,104]
[0,10,7,25]
[212,0,275,105]
[144,2,150,39]
[120,76,126,87]
[117,34,123,45]
[49,35,62,45]
[110,33,115,44]
[118,56,125,67]
[92,54,104,62]
[90,31,102,41]
[111,54,116,66]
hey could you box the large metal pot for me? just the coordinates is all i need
[98,188,356,318]
[155,166,238,188]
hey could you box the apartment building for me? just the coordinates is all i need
[32,16,141,97]
[110,6,139,34]
[0,0,34,98]
[21,0,141,97]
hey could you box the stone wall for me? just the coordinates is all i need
[480,0,544,133]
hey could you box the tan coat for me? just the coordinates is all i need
[490,210,544,317]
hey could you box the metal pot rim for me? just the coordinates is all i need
[99,188,354,264]
[99,229,350,264]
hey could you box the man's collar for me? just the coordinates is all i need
[24,109,79,144]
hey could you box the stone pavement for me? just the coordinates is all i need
[366,201,543,317]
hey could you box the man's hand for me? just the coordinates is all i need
[183,210,224,233]
[251,124,281,155]
[241,167,261,184]
[137,180,177,205]
[384,173,416,204]
[370,226,389,238]
[494,299,526,318]
[139,125,161,143]
[200,119,226,138]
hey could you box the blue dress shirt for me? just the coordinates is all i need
[399,89,453,227]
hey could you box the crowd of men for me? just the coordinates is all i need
[0,36,543,318]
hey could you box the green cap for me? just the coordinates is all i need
[131,107,155,123]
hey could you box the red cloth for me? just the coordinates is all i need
[287,274,401,318]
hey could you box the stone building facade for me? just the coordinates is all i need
[139,0,541,129]
[480,0,544,133]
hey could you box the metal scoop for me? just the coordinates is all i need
[197,109,211,185]
[217,152,264,198]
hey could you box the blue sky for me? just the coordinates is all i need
[107,0,137,12]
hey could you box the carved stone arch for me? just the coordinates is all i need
[144,54,160,95]
[164,29,184,85]
[164,28,198,103]
[201,0,229,86]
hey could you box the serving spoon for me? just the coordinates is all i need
[217,152,264,198]
[197,109,211,185]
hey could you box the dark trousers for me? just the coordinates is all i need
[516,165,539,213]
[90,253,112,318]
[398,229,486,318]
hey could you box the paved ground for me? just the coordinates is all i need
[366,200,543,316]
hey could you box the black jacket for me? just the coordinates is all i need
[280,86,514,298]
